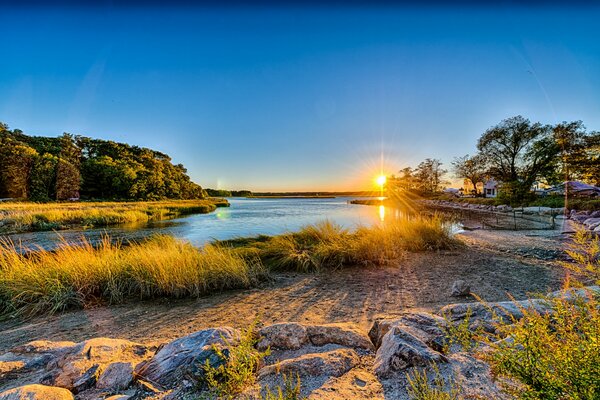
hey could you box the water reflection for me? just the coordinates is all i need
[2,197,461,251]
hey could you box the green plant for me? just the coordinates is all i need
[262,374,302,400]
[563,228,600,285]
[406,364,461,400]
[440,308,480,353]
[201,320,270,399]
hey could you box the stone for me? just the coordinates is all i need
[96,362,134,390]
[439,298,551,326]
[368,312,446,351]
[450,280,471,297]
[49,338,150,391]
[257,323,309,351]
[590,210,600,218]
[373,325,446,376]
[306,323,373,351]
[104,396,131,400]
[71,364,99,394]
[258,349,360,380]
[307,369,384,399]
[0,384,74,400]
[582,217,600,230]
[135,327,238,388]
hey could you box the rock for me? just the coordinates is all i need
[590,210,600,218]
[373,325,446,376]
[307,369,384,399]
[439,298,551,326]
[257,323,309,351]
[135,327,238,388]
[369,312,446,351]
[71,364,99,394]
[582,217,600,230]
[447,353,508,399]
[12,341,76,356]
[306,324,373,351]
[258,349,359,379]
[46,338,149,391]
[0,384,74,400]
[523,206,552,214]
[96,362,134,390]
[450,280,471,297]
[104,396,131,400]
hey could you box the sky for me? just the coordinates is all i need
[1,2,599,191]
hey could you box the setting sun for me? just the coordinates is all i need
[376,175,387,187]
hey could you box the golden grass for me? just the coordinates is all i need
[0,199,228,233]
[0,235,266,317]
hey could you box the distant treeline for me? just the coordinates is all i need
[205,189,253,197]
[204,190,381,197]
[0,123,205,201]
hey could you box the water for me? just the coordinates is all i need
[5,197,408,250]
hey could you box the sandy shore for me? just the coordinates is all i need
[0,228,568,352]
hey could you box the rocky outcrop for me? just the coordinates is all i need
[2,287,596,399]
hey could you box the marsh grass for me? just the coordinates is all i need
[231,216,462,272]
[0,235,267,318]
[0,199,228,233]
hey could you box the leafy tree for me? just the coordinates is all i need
[451,154,487,194]
[29,153,58,201]
[414,158,447,193]
[0,136,38,198]
[477,116,558,203]
[56,133,81,200]
[553,121,600,186]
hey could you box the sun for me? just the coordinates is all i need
[376,175,387,187]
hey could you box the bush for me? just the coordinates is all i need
[406,364,461,400]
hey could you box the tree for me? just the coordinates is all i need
[55,133,81,200]
[451,154,487,194]
[29,153,58,201]
[553,121,600,186]
[414,158,447,193]
[477,116,559,202]
[0,138,38,198]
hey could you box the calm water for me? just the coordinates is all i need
[6,197,407,250]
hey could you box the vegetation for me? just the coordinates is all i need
[406,364,461,400]
[205,188,233,197]
[221,217,462,272]
[262,375,302,400]
[0,199,228,233]
[439,308,480,353]
[0,123,205,201]
[0,235,267,318]
[200,320,269,399]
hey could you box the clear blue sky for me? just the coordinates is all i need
[1,3,599,191]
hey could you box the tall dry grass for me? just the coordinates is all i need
[0,199,227,233]
[0,235,266,317]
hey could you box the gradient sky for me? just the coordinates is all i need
[1,3,599,191]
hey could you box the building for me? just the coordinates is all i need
[483,178,498,198]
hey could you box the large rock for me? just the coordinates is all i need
[439,298,551,326]
[135,327,238,388]
[306,324,373,351]
[373,325,446,376]
[582,217,600,230]
[258,349,359,380]
[257,323,308,351]
[0,384,74,400]
[368,312,446,350]
[49,338,150,391]
[96,362,134,390]
[450,280,471,297]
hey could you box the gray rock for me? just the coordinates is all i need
[373,325,446,376]
[135,327,238,388]
[368,313,446,351]
[450,280,471,297]
[306,323,374,351]
[71,364,99,394]
[96,362,134,390]
[257,323,308,351]
[0,384,74,400]
[258,348,359,379]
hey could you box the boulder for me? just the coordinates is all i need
[450,280,471,297]
[439,298,551,325]
[582,217,600,230]
[49,338,150,391]
[590,210,600,218]
[306,324,373,351]
[368,312,446,350]
[0,384,74,400]
[258,349,359,380]
[373,325,446,376]
[257,323,308,351]
[135,327,238,388]
[96,362,134,390]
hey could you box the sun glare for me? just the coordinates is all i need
[376,175,387,187]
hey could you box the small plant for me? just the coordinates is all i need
[201,320,270,399]
[440,308,480,353]
[563,228,600,285]
[262,373,302,400]
[406,364,461,400]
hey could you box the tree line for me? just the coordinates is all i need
[389,116,600,204]
[0,123,205,201]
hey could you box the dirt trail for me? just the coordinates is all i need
[0,229,567,351]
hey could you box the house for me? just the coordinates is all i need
[483,178,498,198]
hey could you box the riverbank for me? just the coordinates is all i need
[0,228,567,352]
[0,199,228,234]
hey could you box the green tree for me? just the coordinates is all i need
[55,133,81,200]
[414,158,447,193]
[451,154,487,194]
[29,153,59,201]
[477,116,558,203]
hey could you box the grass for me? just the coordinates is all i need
[220,216,462,272]
[406,364,461,400]
[0,198,229,233]
[0,235,267,318]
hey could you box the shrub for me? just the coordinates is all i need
[201,320,270,399]
[262,374,302,400]
[406,364,461,400]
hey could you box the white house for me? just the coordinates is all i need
[483,178,498,198]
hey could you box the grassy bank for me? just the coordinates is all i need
[0,216,460,317]
[433,194,600,211]
[0,199,229,233]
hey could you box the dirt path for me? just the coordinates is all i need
[0,229,568,351]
